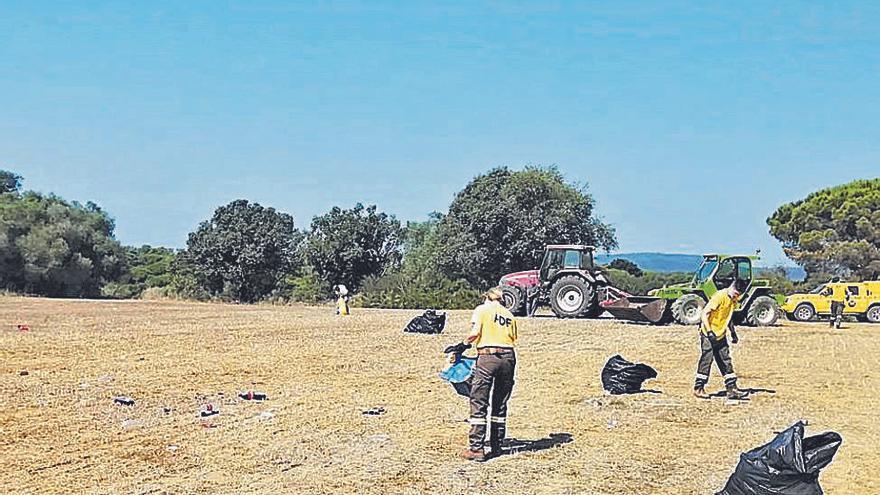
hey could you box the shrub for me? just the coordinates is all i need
[603,268,692,295]
[357,272,481,310]
[281,269,331,304]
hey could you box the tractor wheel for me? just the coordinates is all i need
[792,303,816,322]
[671,294,705,325]
[549,276,594,318]
[501,285,526,316]
[866,304,880,324]
[746,296,779,326]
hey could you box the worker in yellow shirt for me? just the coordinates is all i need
[693,283,747,400]
[451,287,518,461]
[334,284,350,316]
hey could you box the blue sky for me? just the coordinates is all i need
[1,1,878,265]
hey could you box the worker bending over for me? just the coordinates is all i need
[694,283,748,400]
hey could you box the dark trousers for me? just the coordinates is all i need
[694,333,737,390]
[469,351,516,451]
[830,301,844,328]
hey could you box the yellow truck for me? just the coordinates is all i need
[782,281,880,323]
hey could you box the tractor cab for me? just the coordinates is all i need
[694,255,754,296]
[539,245,595,283]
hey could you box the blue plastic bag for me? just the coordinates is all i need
[439,357,476,397]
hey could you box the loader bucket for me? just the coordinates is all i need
[603,297,668,324]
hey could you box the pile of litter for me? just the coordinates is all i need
[403,310,446,334]
[601,355,658,395]
[718,421,842,495]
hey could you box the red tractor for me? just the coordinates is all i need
[498,245,627,318]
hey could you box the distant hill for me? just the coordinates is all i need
[595,252,703,273]
[595,252,806,280]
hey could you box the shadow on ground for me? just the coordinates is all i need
[499,433,574,456]
[708,388,777,399]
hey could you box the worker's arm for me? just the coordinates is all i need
[729,322,738,344]
[445,317,480,363]
[465,322,481,344]
[700,309,713,334]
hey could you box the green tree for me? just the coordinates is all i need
[177,199,302,302]
[0,170,22,195]
[603,268,691,296]
[301,203,403,291]
[768,178,880,280]
[437,166,617,287]
[0,192,126,297]
[355,214,483,309]
[103,245,177,298]
[608,258,643,277]
[400,213,445,279]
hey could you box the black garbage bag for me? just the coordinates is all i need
[718,421,842,495]
[600,355,657,394]
[404,309,446,334]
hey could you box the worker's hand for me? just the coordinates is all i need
[446,352,458,364]
[729,325,739,344]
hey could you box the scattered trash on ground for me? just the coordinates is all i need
[113,396,136,406]
[606,419,619,430]
[200,404,219,417]
[161,406,173,415]
[601,355,658,395]
[718,421,842,495]
[16,324,29,332]
[362,407,386,416]
[239,391,268,401]
[404,309,446,334]
[257,411,275,420]
[121,419,144,429]
[19,370,28,376]
[166,444,180,452]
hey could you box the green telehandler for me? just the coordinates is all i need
[603,254,783,326]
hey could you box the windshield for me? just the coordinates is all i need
[694,259,718,283]
[809,284,826,294]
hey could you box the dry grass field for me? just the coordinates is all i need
[1,296,878,494]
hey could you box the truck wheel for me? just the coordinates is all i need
[501,285,526,316]
[747,296,779,326]
[550,276,593,318]
[792,303,815,322]
[866,304,880,324]
[671,294,705,325]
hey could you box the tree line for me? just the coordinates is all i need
[1,168,877,306]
